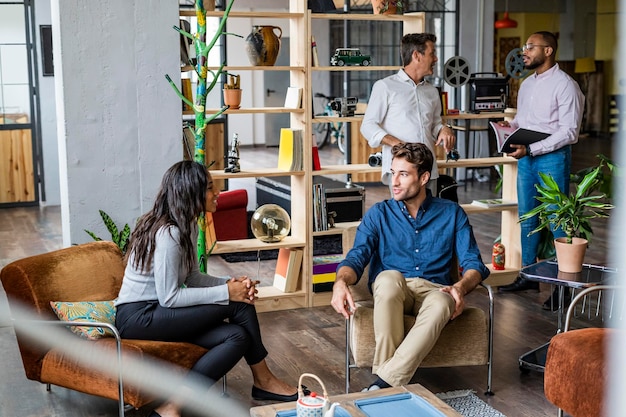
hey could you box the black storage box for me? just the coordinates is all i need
[256,176,365,223]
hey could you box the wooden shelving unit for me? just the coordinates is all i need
[184,3,519,311]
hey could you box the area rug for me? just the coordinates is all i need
[436,390,506,417]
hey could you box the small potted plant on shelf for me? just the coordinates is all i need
[371,0,404,14]
[518,155,615,273]
[223,73,242,109]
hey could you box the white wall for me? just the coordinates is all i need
[51,0,180,246]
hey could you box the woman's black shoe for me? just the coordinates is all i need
[499,277,539,292]
[251,385,310,402]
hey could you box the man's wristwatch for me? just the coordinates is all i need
[526,145,533,157]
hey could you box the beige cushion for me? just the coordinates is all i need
[343,226,489,370]
[350,303,488,368]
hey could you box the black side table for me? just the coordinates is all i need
[517,260,617,372]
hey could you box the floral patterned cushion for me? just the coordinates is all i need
[50,300,116,340]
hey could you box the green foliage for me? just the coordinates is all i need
[377,0,404,13]
[85,210,131,254]
[519,158,614,244]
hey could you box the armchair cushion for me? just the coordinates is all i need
[50,300,116,340]
[350,301,488,368]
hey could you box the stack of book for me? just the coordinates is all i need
[312,254,343,292]
[277,128,303,171]
[313,183,328,232]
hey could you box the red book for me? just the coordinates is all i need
[312,137,321,171]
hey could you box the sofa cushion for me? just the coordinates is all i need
[50,300,116,340]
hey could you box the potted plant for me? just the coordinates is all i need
[371,0,403,15]
[223,73,242,109]
[518,156,615,272]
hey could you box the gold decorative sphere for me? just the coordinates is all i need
[250,204,291,243]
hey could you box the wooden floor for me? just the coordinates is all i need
[0,135,613,417]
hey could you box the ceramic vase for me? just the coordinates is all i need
[223,89,242,109]
[554,237,588,273]
[245,25,282,66]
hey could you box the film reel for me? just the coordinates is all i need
[505,48,529,79]
[443,56,471,87]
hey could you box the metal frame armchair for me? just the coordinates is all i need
[342,226,494,395]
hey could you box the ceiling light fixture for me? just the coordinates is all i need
[495,0,518,29]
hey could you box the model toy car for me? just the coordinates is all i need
[330,48,371,66]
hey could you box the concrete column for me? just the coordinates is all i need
[51,0,180,246]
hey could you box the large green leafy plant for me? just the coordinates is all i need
[85,210,131,254]
[519,156,615,244]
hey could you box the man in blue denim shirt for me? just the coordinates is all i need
[331,143,489,390]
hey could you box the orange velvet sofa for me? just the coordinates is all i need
[0,241,209,416]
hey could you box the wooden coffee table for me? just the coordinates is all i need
[249,384,462,417]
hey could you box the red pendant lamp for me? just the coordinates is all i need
[495,0,518,29]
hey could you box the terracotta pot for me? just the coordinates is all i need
[371,0,397,15]
[245,25,282,66]
[223,89,242,109]
[554,237,588,273]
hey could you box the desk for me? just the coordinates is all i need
[250,384,461,417]
[517,260,617,372]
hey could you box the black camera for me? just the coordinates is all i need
[368,152,382,167]
[330,97,358,117]
[446,149,460,162]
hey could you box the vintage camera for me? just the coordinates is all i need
[368,152,382,167]
[330,96,358,117]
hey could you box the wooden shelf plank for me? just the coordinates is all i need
[483,265,519,287]
[180,10,305,18]
[182,65,305,72]
[313,221,361,237]
[210,236,305,254]
[312,65,401,71]
[209,169,305,180]
[182,107,305,118]
[311,13,407,21]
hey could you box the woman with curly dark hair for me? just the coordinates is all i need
[115,161,297,417]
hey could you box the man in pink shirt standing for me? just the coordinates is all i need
[498,31,584,310]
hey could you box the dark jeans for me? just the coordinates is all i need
[116,300,268,384]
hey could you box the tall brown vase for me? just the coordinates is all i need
[245,25,282,66]
[554,237,588,273]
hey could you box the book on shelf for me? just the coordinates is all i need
[312,135,321,171]
[311,36,320,67]
[471,199,517,208]
[181,78,193,111]
[489,121,550,154]
[277,128,303,171]
[273,248,303,293]
[313,183,328,231]
[284,86,303,109]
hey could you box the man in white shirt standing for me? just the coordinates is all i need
[360,33,456,195]
[498,31,584,310]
